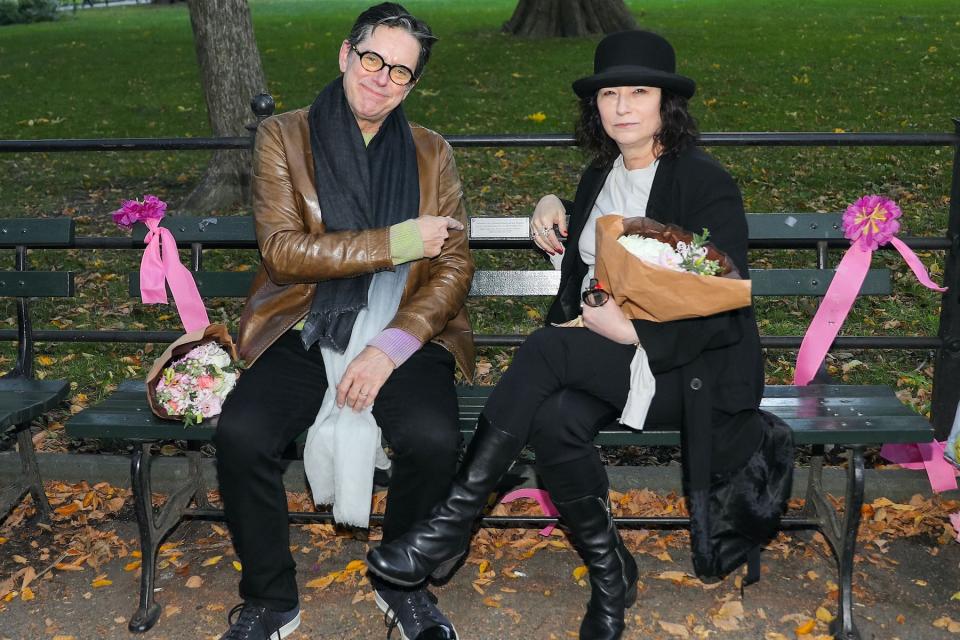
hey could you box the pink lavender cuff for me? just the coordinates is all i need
[368,328,423,368]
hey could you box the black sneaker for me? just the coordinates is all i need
[373,579,458,640]
[219,602,301,640]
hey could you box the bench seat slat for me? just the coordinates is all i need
[66,382,931,446]
[0,379,70,431]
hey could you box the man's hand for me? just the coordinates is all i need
[416,215,464,258]
[530,194,567,255]
[582,298,639,345]
[336,346,396,412]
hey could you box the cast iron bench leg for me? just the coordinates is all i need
[18,424,51,520]
[1,423,51,522]
[129,443,162,633]
[128,442,203,633]
[127,443,160,633]
[802,443,864,640]
[831,445,864,640]
[187,444,212,509]
[801,444,825,520]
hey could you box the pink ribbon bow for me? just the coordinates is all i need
[112,196,209,333]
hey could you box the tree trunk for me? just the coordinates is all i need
[503,0,635,38]
[183,0,266,213]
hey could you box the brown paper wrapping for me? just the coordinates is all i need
[145,323,240,422]
[594,215,751,322]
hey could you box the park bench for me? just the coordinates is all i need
[0,219,73,522]
[51,211,946,640]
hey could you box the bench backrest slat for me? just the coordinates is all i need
[744,213,845,241]
[132,216,254,245]
[127,267,891,299]
[131,213,852,245]
[0,272,74,297]
[0,218,74,248]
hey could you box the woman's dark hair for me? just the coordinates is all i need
[574,90,699,167]
[348,3,438,80]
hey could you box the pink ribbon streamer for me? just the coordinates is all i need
[498,488,559,536]
[794,237,946,386]
[794,215,949,491]
[880,441,959,493]
[793,245,873,386]
[139,218,209,333]
[889,236,948,293]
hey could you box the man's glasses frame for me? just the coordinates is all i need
[582,278,610,308]
[350,44,415,86]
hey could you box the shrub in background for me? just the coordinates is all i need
[0,0,59,25]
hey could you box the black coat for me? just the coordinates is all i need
[543,146,792,581]
[546,145,764,468]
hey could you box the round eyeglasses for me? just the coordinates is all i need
[582,278,610,308]
[351,44,415,86]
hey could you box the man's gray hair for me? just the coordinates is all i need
[348,3,437,80]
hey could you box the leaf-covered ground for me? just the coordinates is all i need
[0,483,958,638]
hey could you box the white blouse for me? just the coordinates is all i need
[575,154,659,292]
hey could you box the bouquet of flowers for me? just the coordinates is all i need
[145,324,242,427]
[594,215,751,322]
[111,195,242,426]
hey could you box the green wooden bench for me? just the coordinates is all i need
[0,219,74,522]
[60,213,937,639]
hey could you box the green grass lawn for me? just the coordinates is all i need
[0,0,957,439]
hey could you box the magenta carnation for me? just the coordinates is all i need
[842,195,901,250]
[110,195,168,229]
[139,194,167,220]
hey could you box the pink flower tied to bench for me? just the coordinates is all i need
[792,195,955,492]
[794,195,946,385]
[111,195,210,333]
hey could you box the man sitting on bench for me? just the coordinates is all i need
[213,4,473,639]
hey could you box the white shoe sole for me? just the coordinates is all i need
[278,610,301,638]
[374,591,458,640]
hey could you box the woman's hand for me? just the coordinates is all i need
[530,194,567,255]
[582,298,639,345]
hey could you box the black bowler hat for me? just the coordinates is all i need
[572,30,696,99]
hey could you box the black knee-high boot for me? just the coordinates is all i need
[539,457,638,640]
[366,415,523,587]
[553,496,639,639]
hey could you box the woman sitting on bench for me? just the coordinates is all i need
[368,30,770,640]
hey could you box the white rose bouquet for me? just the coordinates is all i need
[594,215,751,322]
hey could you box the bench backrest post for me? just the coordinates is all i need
[191,242,203,272]
[931,117,960,438]
[10,246,33,380]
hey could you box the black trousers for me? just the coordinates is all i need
[214,330,460,611]
[483,326,684,501]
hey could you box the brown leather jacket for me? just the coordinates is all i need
[237,108,475,379]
